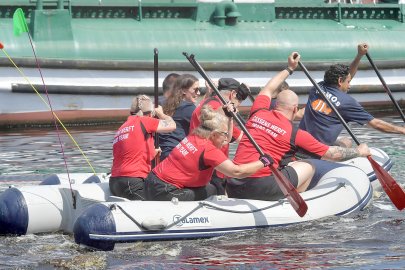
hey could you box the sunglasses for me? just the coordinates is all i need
[217,131,229,137]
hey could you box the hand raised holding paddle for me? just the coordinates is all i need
[183,52,308,217]
[298,60,405,210]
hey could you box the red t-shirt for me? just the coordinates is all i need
[233,95,329,178]
[153,134,228,188]
[111,116,159,178]
[189,97,242,179]
[190,96,242,149]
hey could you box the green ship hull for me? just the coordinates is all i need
[1,0,405,68]
[0,0,404,127]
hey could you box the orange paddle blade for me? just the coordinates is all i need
[271,166,308,217]
[367,156,405,210]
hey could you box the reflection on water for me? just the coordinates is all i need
[0,117,404,269]
[0,127,116,176]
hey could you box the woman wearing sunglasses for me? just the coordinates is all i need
[159,74,201,161]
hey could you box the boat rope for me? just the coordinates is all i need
[113,203,204,231]
[112,204,146,230]
[304,182,346,202]
[200,183,345,213]
[163,204,204,230]
[111,183,345,231]
[199,200,284,214]
[1,48,97,177]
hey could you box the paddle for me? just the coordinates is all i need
[183,52,308,217]
[186,58,250,126]
[298,61,405,210]
[365,52,405,123]
[153,48,160,167]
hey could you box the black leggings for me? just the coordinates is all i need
[209,171,227,196]
[144,172,217,201]
[109,176,145,201]
[226,166,298,201]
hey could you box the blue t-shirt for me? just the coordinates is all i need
[299,82,374,145]
[159,100,196,160]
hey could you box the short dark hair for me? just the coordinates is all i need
[324,64,350,86]
[162,73,180,93]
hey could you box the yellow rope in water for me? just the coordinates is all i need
[2,48,97,174]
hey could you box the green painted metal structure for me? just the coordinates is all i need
[0,0,405,70]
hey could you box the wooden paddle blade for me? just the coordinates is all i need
[367,156,405,210]
[270,166,308,217]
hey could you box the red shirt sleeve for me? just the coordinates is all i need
[141,116,160,132]
[203,144,228,167]
[295,129,329,158]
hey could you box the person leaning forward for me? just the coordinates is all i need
[144,103,272,201]
[189,77,251,195]
[109,95,176,201]
[299,43,405,148]
[226,52,371,202]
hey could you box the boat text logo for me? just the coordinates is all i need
[173,214,211,227]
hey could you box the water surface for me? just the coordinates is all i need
[0,118,404,269]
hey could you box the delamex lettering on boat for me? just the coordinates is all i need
[173,215,211,227]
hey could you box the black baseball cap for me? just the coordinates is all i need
[218,78,240,91]
[217,78,250,101]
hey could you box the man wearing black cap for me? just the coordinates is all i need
[189,77,251,195]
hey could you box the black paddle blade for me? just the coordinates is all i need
[271,166,308,217]
[367,156,405,210]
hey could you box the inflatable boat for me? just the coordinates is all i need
[73,162,372,251]
[0,148,392,250]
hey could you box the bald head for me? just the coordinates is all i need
[274,90,299,120]
[276,90,298,109]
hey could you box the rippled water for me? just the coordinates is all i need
[0,118,404,269]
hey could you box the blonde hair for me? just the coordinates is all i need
[193,104,228,139]
[130,95,153,116]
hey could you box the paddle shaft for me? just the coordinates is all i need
[154,48,159,110]
[184,52,308,217]
[153,48,160,166]
[366,52,405,123]
[187,54,264,154]
[187,53,249,126]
